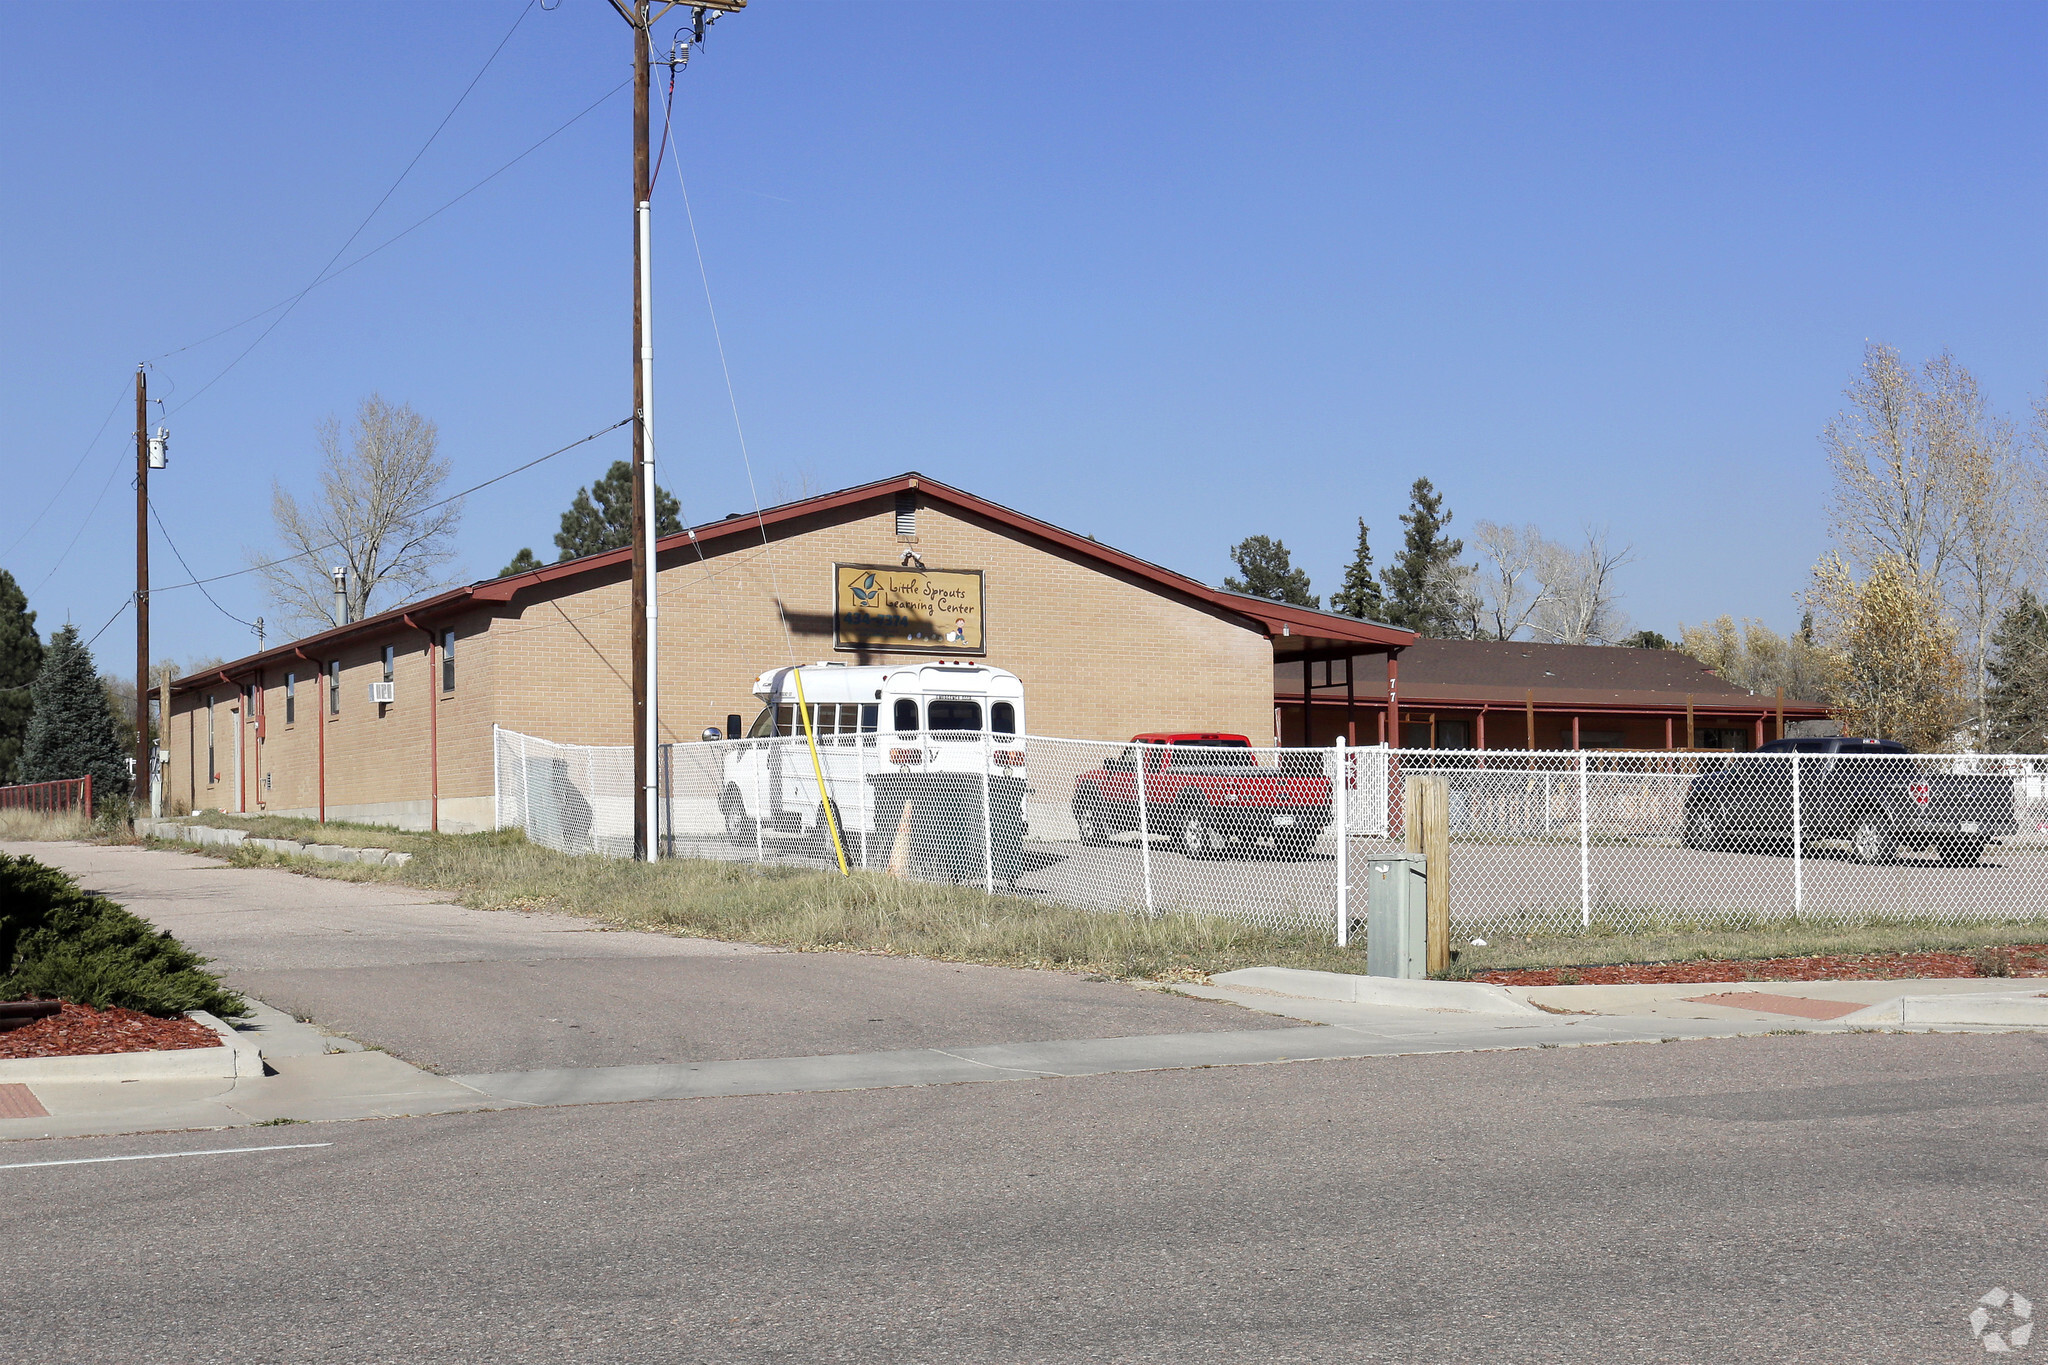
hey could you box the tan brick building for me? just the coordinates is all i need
[165,474,1413,830]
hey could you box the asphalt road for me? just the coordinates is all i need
[8,1030,2044,1364]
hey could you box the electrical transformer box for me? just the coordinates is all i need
[1365,853,1428,979]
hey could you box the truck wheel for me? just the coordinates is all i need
[1177,807,1217,859]
[721,786,755,846]
[1939,836,1987,867]
[1849,816,1896,866]
[1073,801,1109,847]
[1275,829,1315,860]
[1685,805,1728,853]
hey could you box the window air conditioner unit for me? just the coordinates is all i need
[369,681,396,705]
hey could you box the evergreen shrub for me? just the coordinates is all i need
[0,854,245,1017]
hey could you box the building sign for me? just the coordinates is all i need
[834,564,985,654]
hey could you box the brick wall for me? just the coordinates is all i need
[167,488,1278,823]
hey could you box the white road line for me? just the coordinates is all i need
[0,1142,332,1171]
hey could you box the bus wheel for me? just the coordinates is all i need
[721,787,755,845]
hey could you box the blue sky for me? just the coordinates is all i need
[3,1,2044,668]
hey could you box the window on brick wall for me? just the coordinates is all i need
[329,660,340,714]
[382,646,395,682]
[206,695,216,782]
[442,630,456,692]
[285,673,296,725]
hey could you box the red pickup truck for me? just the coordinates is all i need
[1070,733,1332,858]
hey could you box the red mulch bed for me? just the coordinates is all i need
[1475,946,2048,988]
[0,1003,223,1060]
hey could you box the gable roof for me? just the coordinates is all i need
[174,471,1414,692]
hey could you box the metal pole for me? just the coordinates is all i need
[1136,740,1154,917]
[1791,751,1803,917]
[1334,736,1349,947]
[754,739,765,864]
[628,3,657,862]
[1577,750,1591,929]
[635,191,659,860]
[133,365,149,822]
[982,730,994,896]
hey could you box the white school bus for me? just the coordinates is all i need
[717,661,1028,880]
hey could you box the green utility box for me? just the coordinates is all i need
[1365,853,1428,979]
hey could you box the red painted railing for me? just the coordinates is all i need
[0,776,93,817]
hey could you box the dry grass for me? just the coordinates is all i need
[134,819,2048,981]
[1458,918,2048,973]
[198,827,1367,979]
[0,809,95,841]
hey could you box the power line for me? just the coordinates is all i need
[30,445,129,597]
[658,73,796,663]
[154,78,632,375]
[2,379,130,564]
[166,0,538,412]
[149,499,259,632]
[149,416,631,599]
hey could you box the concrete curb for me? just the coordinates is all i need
[0,1022,245,1084]
[136,820,411,868]
[188,1010,268,1077]
[1839,990,2048,1029]
[1211,966,1545,1016]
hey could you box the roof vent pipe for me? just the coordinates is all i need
[331,566,349,627]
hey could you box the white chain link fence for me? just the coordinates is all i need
[494,726,2048,939]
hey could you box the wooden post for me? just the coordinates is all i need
[1525,690,1535,750]
[1686,695,1696,751]
[1776,687,1785,741]
[1406,775,1452,975]
[1665,715,1674,750]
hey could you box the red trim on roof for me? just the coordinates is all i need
[173,472,1415,693]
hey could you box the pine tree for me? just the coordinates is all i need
[1222,536,1318,609]
[21,624,129,801]
[1986,588,2048,752]
[553,461,683,560]
[499,547,543,577]
[1381,477,1470,637]
[1330,519,1386,621]
[1621,629,1672,649]
[0,570,41,785]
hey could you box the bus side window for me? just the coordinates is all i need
[861,704,878,734]
[893,698,919,733]
[991,702,1016,740]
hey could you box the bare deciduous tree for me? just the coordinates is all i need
[1824,342,1969,584]
[1469,521,1551,641]
[1530,527,1634,646]
[257,396,461,633]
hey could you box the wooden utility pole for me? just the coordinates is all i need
[1404,775,1452,974]
[133,364,150,821]
[606,0,745,861]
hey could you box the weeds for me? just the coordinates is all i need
[1975,946,2015,978]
